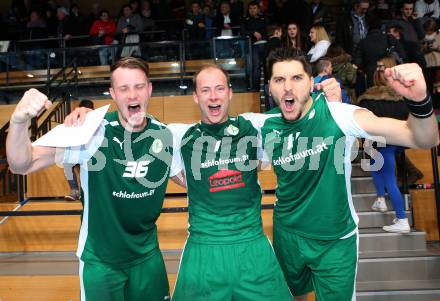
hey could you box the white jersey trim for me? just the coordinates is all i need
[76,162,90,261]
[168,123,194,178]
[327,102,372,140]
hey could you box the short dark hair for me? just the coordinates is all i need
[424,18,439,32]
[401,0,414,7]
[315,58,331,74]
[248,1,260,8]
[386,23,403,34]
[266,48,312,79]
[79,99,94,109]
[193,64,231,91]
[267,24,282,37]
[99,9,109,17]
[110,56,150,86]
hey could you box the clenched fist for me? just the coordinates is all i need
[11,89,52,124]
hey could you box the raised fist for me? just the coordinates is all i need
[11,88,52,124]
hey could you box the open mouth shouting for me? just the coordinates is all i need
[128,103,142,115]
[282,96,296,112]
[208,104,222,116]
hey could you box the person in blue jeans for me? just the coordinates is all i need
[358,55,410,233]
[369,145,409,233]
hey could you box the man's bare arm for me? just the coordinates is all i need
[354,63,439,149]
[6,89,59,174]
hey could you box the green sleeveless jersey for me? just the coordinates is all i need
[64,111,176,268]
[261,93,371,240]
[170,115,265,244]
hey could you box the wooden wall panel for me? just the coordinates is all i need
[26,165,72,198]
[412,189,439,241]
[0,275,317,301]
[0,104,17,131]
[0,202,81,252]
[229,92,261,115]
[0,275,80,301]
[163,95,201,124]
[405,149,439,240]
[406,149,434,184]
[162,92,260,124]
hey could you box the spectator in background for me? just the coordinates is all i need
[90,10,116,65]
[269,0,287,24]
[284,22,303,52]
[26,10,47,40]
[353,14,406,87]
[326,44,358,100]
[309,0,328,25]
[358,55,410,234]
[387,23,426,68]
[314,58,351,103]
[422,18,440,95]
[117,4,144,37]
[215,1,240,37]
[241,1,268,90]
[284,0,310,35]
[202,0,216,17]
[140,0,155,32]
[185,1,205,40]
[336,0,370,55]
[422,18,440,67]
[55,6,75,47]
[392,0,424,42]
[415,0,440,23]
[86,2,101,25]
[116,4,143,57]
[264,24,283,109]
[130,0,141,15]
[230,0,244,21]
[69,4,88,36]
[202,5,215,39]
[307,24,331,63]
[64,99,94,201]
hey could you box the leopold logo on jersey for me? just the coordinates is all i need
[208,169,245,192]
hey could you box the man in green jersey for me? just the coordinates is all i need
[260,48,439,301]
[169,64,293,301]
[6,57,181,301]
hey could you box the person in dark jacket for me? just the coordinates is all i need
[241,1,268,90]
[358,55,411,234]
[387,23,427,68]
[215,1,240,36]
[336,0,370,55]
[353,14,407,87]
[264,24,283,109]
[392,0,425,42]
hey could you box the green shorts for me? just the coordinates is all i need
[273,223,358,300]
[172,235,292,301]
[80,247,170,301]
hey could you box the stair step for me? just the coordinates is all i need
[357,255,440,281]
[352,177,377,194]
[353,193,397,212]
[357,279,440,292]
[357,289,440,301]
[359,229,426,253]
[352,163,371,177]
[358,211,412,228]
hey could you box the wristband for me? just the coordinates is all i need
[405,94,433,118]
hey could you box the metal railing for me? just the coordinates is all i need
[0,59,79,202]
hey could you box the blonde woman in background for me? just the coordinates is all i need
[307,24,331,63]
